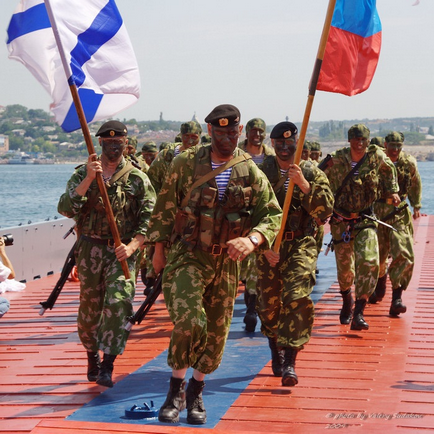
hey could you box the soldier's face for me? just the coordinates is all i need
[386,142,402,162]
[100,137,126,162]
[349,137,369,154]
[301,149,310,161]
[273,137,297,162]
[247,128,265,147]
[209,124,242,159]
[181,133,200,149]
[143,152,158,165]
[310,151,321,161]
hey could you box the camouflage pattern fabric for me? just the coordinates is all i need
[75,240,138,354]
[147,144,282,372]
[330,222,379,298]
[146,143,178,194]
[315,224,325,256]
[374,151,422,290]
[256,236,317,349]
[58,157,156,355]
[239,252,257,296]
[256,157,334,349]
[323,145,399,297]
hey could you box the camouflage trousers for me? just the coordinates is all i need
[256,236,316,349]
[377,206,414,291]
[162,240,239,374]
[76,238,138,355]
[239,252,258,296]
[331,220,379,299]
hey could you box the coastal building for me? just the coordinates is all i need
[0,134,9,154]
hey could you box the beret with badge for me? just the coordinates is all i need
[270,121,298,139]
[96,120,128,137]
[205,104,241,127]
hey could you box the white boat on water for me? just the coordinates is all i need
[8,152,34,164]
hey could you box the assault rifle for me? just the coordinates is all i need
[124,272,163,331]
[39,228,76,315]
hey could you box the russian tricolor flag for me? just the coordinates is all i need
[317,0,382,96]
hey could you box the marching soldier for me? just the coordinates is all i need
[371,131,422,316]
[147,104,282,424]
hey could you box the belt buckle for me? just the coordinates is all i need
[349,213,358,219]
[386,198,393,205]
[284,231,294,241]
[211,244,223,255]
[107,239,115,248]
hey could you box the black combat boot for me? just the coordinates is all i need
[186,377,207,425]
[350,299,369,330]
[268,336,284,377]
[158,377,187,423]
[281,347,299,387]
[369,274,388,304]
[339,289,353,324]
[96,354,117,388]
[389,287,407,317]
[243,293,258,333]
[86,351,101,382]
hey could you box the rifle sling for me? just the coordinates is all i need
[181,153,252,209]
[334,153,368,203]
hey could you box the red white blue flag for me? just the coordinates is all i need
[6,0,140,132]
[317,0,382,96]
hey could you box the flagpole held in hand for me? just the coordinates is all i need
[44,0,130,279]
[273,0,337,253]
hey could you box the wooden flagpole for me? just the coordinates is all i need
[273,0,337,253]
[44,0,130,279]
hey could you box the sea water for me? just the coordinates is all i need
[0,161,433,229]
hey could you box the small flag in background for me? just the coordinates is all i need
[317,0,382,96]
[7,0,140,132]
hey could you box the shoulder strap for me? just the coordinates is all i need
[181,153,252,208]
[273,171,288,193]
[334,153,368,202]
[108,161,135,186]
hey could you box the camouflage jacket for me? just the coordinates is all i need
[323,145,399,215]
[146,143,181,194]
[58,157,156,239]
[238,139,275,157]
[259,156,334,233]
[374,151,422,219]
[146,145,282,250]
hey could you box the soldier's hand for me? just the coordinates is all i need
[115,243,133,262]
[227,237,255,262]
[153,243,166,274]
[413,208,421,220]
[390,193,401,206]
[86,154,102,181]
[288,164,311,194]
[264,249,280,267]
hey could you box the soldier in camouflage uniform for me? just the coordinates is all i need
[147,104,282,424]
[238,118,275,332]
[124,136,149,172]
[139,141,159,167]
[257,121,334,387]
[309,141,324,269]
[321,124,399,331]
[370,136,385,149]
[301,140,311,161]
[370,131,422,316]
[147,121,202,194]
[143,121,202,296]
[58,121,156,388]
[310,141,322,163]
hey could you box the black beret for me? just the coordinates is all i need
[270,122,298,139]
[205,104,240,127]
[96,120,128,137]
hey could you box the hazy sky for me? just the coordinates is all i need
[1,0,433,126]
